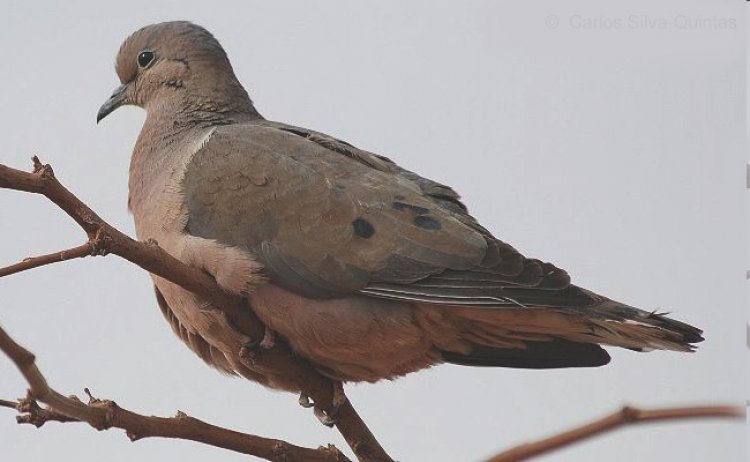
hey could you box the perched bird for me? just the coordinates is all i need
[97,21,702,413]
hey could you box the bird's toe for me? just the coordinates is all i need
[298,393,315,408]
[332,382,347,411]
[314,406,336,427]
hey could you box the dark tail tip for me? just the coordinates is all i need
[646,311,705,346]
[442,339,611,369]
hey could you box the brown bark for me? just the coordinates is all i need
[488,405,744,462]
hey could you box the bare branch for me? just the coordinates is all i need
[0,158,392,462]
[0,322,350,462]
[12,393,79,426]
[487,404,745,462]
[0,399,19,410]
[0,243,94,278]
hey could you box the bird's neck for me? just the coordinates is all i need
[128,80,264,221]
[127,96,259,218]
[148,85,263,132]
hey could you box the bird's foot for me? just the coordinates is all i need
[239,327,276,362]
[260,327,276,349]
[314,406,336,427]
[312,382,347,427]
[332,381,347,410]
[299,382,346,427]
[298,394,331,425]
[238,343,255,363]
[298,393,315,408]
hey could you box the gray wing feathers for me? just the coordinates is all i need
[181,123,487,298]
[251,122,573,305]
[179,121,703,349]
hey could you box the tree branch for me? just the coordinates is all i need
[487,404,745,462]
[0,322,350,462]
[7,393,79,426]
[0,398,20,410]
[0,242,95,278]
[0,158,392,462]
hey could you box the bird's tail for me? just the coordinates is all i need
[418,292,703,369]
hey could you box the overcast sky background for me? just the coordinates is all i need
[0,1,745,461]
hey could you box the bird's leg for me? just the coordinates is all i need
[331,381,347,412]
[309,382,347,427]
[240,326,276,353]
[239,326,277,364]
[259,327,276,349]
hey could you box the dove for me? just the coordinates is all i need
[97,21,703,414]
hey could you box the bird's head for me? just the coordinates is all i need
[97,21,255,123]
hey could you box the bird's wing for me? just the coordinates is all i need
[181,122,579,305]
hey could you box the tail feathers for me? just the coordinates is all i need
[430,293,703,370]
[442,339,610,369]
[558,293,704,352]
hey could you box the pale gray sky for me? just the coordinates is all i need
[0,1,745,461]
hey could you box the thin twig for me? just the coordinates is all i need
[0,158,392,462]
[487,404,745,462]
[0,322,349,462]
[0,399,18,410]
[0,243,94,278]
[13,394,79,426]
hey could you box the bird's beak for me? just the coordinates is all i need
[97,83,130,123]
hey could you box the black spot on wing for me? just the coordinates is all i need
[352,218,375,238]
[413,215,442,230]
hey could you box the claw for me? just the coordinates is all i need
[314,406,336,427]
[311,382,346,427]
[239,340,259,361]
[241,338,260,351]
[239,327,276,363]
[298,384,345,426]
[298,393,314,408]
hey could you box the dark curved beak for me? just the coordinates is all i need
[97,84,130,123]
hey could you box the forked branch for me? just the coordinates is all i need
[0,323,349,462]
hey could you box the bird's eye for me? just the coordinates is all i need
[137,51,155,69]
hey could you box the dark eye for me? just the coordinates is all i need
[137,51,155,69]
